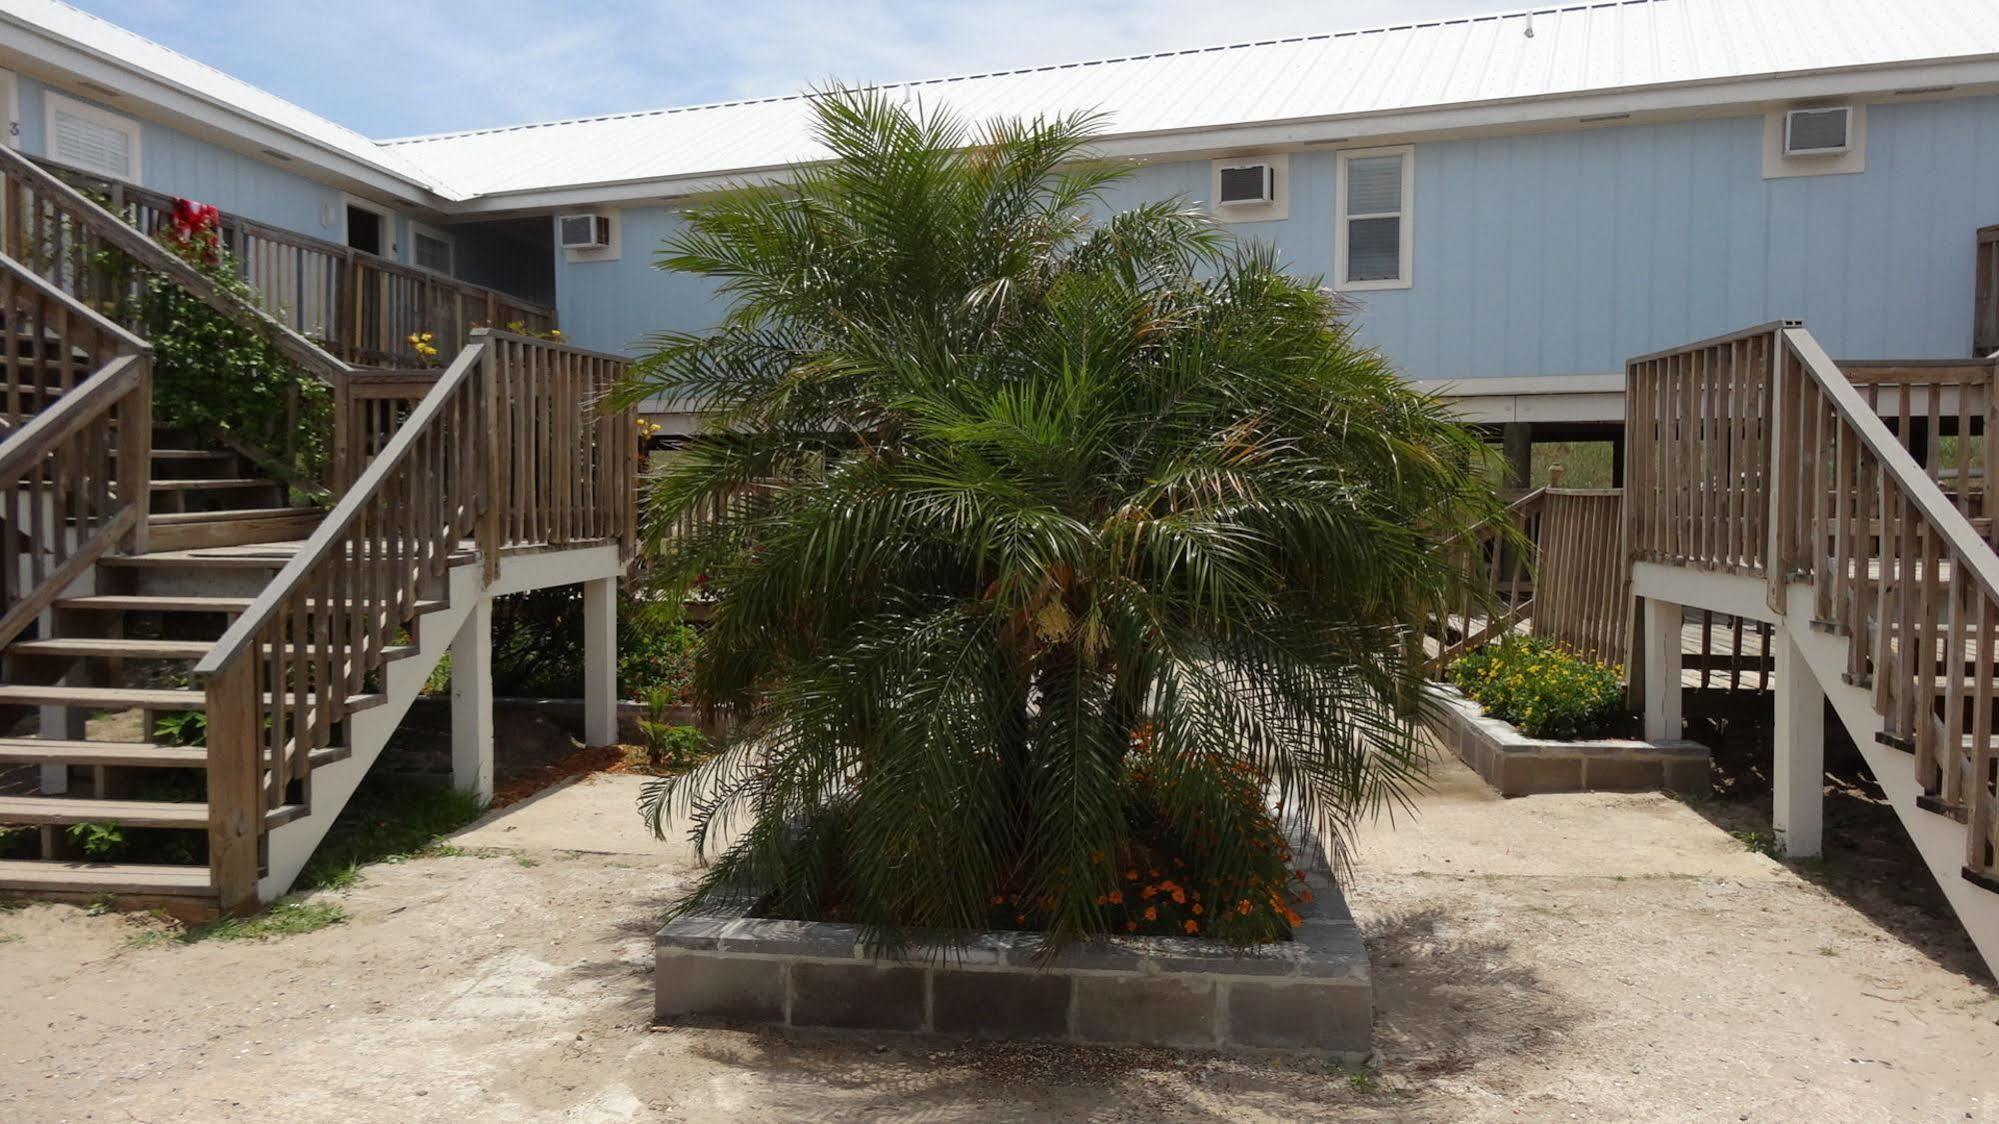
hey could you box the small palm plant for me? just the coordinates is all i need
[616,88,1503,949]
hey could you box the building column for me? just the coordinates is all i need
[1641,597,1684,742]
[1772,628,1825,858]
[1500,422,1532,491]
[450,595,494,804]
[583,577,618,746]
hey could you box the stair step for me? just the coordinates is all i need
[147,478,275,492]
[147,507,322,551]
[9,637,420,664]
[0,685,389,714]
[0,739,207,767]
[11,638,215,659]
[0,859,211,897]
[0,795,206,828]
[99,550,295,571]
[57,594,252,614]
[147,450,237,463]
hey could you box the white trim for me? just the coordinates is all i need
[1209,153,1288,223]
[1334,144,1412,292]
[42,89,140,181]
[341,194,397,259]
[410,220,455,276]
[0,68,17,150]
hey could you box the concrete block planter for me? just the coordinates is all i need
[655,864,1371,1057]
[1423,684,1710,797]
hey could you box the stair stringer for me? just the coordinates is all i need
[255,542,627,900]
[1780,581,1999,975]
[257,560,482,899]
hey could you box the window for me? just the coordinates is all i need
[344,199,391,257]
[412,224,453,275]
[1335,146,1412,290]
[44,92,140,181]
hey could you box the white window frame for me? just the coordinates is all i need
[1334,144,1413,292]
[43,90,141,181]
[341,194,397,260]
[410,221,455,276]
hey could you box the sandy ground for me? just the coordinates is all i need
[4,745,1999,1123]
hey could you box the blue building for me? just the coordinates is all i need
[4,0,1999,467]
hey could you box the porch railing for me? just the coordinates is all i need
[20,152,555,367]
[0,252,152,646]
[192,330,635,907]
[1629,322,1999,885]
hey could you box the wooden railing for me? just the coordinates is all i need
[1625,322,1786,577]
[1631,323,1999,884]
[29,154,555,366]
[0,254,151,646]
[192,330,635,907]
[1430,486,1630,673]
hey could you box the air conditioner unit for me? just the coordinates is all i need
[1217,163,1277,205]
[1783,107,1853,156]
[559,213,612,249]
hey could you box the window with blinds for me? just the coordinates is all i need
[44,93,139,181]
[413,229,453,275]
[1336,147,1411,289]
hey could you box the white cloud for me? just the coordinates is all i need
[70,0,1499,136]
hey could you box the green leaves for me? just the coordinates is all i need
[627,89,1504,950]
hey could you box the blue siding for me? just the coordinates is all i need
[554,94,1999,379]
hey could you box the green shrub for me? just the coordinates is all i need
[489,586,700,700]
[1449,636,1624,741]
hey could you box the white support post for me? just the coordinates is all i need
[1642,596,1684,742]
[583,576,618,746]
[450,595,494,805]
[1772,627,1825,858]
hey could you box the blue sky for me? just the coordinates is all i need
[73,0,1499,138]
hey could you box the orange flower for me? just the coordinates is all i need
[1183,920,1199,935]
[1125,921,1139,933]
[1192,903,1205,915]
[1143,907,1158,922]
[1124,869,1138,881]
[990,895,1005,905]
[1014,914,1026,924]
[1107,890,1123,905]
[1171,889,1186,904]
[1236,899,1252,916]
[1094,895,1107,906]
[1140,885,1158,900]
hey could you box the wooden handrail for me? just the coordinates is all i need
[22,151,555,367]
[194,330,636,909]
[0,145,350,383]
[0,350,151,649]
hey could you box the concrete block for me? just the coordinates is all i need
[790,962,928,1031]
[931,969,1071,1039]
[655,952,786,1022]
[1582,756,1665,791]
[1073,975,1217,1047]
[1497,753,1583,796]
[1225,979,1372,1052]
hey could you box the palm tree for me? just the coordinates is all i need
[616,88,1504,949]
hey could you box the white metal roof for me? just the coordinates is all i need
[8,0,1999,208]
[382,0,1999,203]
[0,0,467,199]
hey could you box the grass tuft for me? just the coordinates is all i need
[296,778,488,892]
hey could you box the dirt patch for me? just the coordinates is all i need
[1,740,1996,1121]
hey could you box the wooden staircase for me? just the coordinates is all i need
[1626,324,1999,973]
[0,146,636,918]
